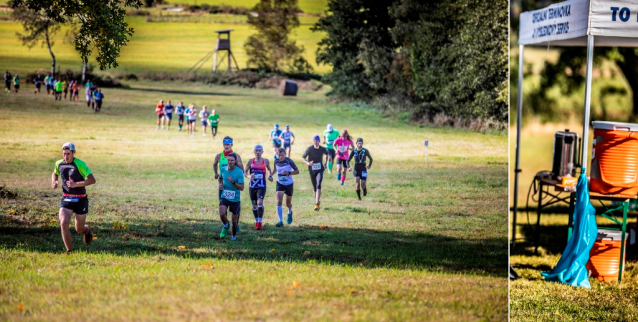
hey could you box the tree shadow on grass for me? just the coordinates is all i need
[0,216,507,277]
[121,86,247,97]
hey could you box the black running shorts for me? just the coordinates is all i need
[276,183,294,196]
[60,197,89,215]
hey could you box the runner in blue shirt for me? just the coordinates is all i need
[218,153,244,241]
[164,100,174,130]
[269,124,283,160]
[93,89,104,112]
[278,125,295,157]
[176,101,186,131]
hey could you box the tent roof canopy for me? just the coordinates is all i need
[519,0,638,47]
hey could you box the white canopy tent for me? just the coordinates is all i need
[513,0,638,246]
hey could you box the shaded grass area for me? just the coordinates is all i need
[0,82,507,321]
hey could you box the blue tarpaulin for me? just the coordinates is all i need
[541,172,598,288]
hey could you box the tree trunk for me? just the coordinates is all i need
[617,48,638,121]
[44,22,56,78]
[82,60,87,82]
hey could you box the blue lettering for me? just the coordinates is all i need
[611,7,619,21]
[620,7,630,21]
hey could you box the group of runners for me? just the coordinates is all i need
[51,123,373,250]
[154,100,220,137]
[4,72,105,112]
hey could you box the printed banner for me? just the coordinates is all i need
[519,0,589,45]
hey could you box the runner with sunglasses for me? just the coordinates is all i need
[348,138,373,200]
[244,145,273,230]
[213,137,244,231]
[302,135,328,211]
[218,153,244,241]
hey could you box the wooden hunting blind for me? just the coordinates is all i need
[213,29,239,72]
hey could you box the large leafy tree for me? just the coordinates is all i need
[11,4,61,77]
[244,0,312,73]
[11,0,143,71]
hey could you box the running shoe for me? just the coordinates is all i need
[255,222,259,229]
[231,236,236,241]
[275,221,284,227]
[220,226,229,238]
[340,182,344,186]
[337,173,341,181]
[287,212,293,225]
[83,225,92,245]
[314,204,320,211]
[256,222,262,230]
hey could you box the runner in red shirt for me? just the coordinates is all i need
[155,100,165,130]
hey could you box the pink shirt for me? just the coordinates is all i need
[334,137,353,160]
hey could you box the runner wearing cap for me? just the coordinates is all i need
[269,124,283,160]
[218,153,244,241]
[302,135,328,211]
[274,147,299,226]
[333,129,354,186]
[244,144,273,230]
[323,124,339,174]
[279,125,295,157]
[348,138,373,200]
[155,100,165,130]
[51,143,96,254]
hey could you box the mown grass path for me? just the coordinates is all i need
[0,82,507,321]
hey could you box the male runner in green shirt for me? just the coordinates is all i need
[323,124,339,173]
[208,109,220,140]
[51,142,96,254]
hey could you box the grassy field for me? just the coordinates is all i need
[0,14,328,75]
[0,81,508,321]
[510,121,638,321]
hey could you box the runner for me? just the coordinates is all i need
[4,71,12,93]
[348,138,373,200]
[12,74,20,93]
[72,80,80,102]
[164,100,174,130]
[176,101,186,131]
[199,105,210,137]
[333,129,354,186]
[279,125,295,157]
[208,109,220,139]
[51,142,96,254]
[34,74,42,94]
[244,145,273,230]
[217,153,244,241]
[269,124,283,160]
[85,82,93,107]
[44,74,51,94]
[187,105,197,135]
[155,100,165,130]
[302,135,328,211]
[213,137,244,232]
[93,89,104,112]
[62,79,68,100]
[54,78,62,100]
[323,124,339,174]
[273,148,299,227]
[68,80,74,100]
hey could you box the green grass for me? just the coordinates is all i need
[0,81,508,320]
[168,0,329,15]
[0,14,328,75]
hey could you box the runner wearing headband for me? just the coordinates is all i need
[323,124,339,174]
[348,138,373,200]
[52,143,96,254]
[218,153,244,241]
[302,135,328,211]
[213,137,244,231]
[274,147,299,226]
[244,144,274,230]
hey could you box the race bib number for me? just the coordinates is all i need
[254,173,263,179]
[339,146,347,153]
[279,175,289,182]
[312,163,322,170]
[63,197,79,203]
[361,171,368,178]
[327,140,334,145]
[222,190,236,200]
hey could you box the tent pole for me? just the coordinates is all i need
[513,45,524,248]
[582,35,595,171]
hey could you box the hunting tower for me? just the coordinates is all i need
[213,29,239,72]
